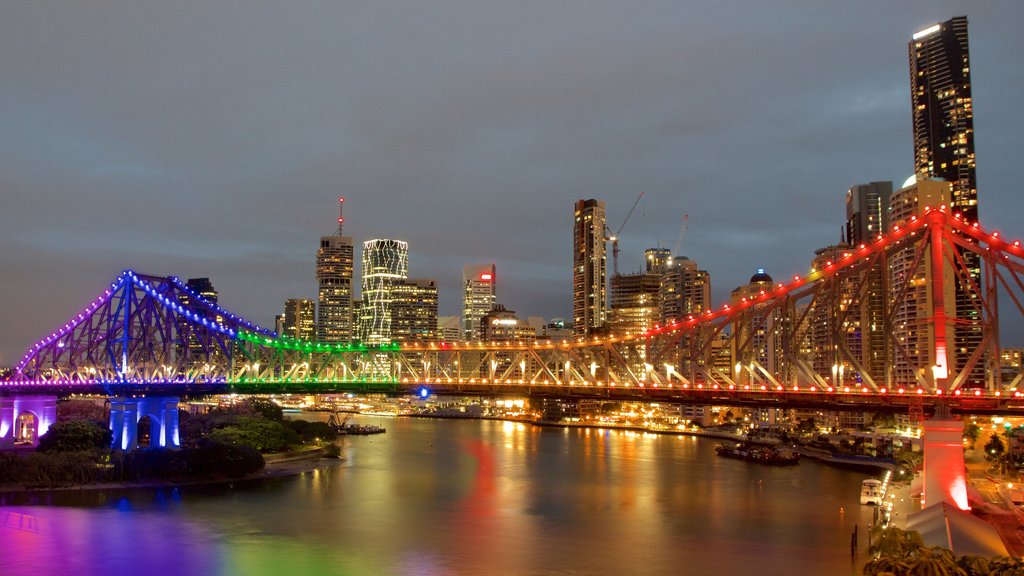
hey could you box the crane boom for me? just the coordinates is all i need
[611,191,644,276]
[670,214,689,264]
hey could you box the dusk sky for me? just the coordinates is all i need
[2,2,1023,365]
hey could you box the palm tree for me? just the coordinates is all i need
[906,547,964,576]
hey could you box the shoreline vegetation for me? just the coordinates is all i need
[0,398,342,497]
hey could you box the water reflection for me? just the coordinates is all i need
[1,416,875,575]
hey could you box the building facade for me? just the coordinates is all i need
[887,178,956,387]
[359,238,409,344]
[462,264,497,340]
[910,16,983,386]
[316,234,355,343]
[573,199,607,336]
[283,299,316,341]
[845,182,893,386]
[390,278,439,343]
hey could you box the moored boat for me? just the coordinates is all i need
[715,442,800,466]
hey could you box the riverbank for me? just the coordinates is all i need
[0,445,340,500]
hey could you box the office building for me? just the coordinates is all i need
[283,299,316,341]
[573,199,607,336]
[463,264,497,340]
[390,278,438,343]
[178,278,221,363]
[359,238,409,344]
[316,199,355,342]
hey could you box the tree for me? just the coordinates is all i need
[37,420,112,453]
[795,417,817,434]
[186,438,264,478]
[962,423,981,449]
[985,434,1006,462]
[57,400,106,424]
[207,416,300,452]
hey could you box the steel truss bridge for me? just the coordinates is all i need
[5,207,1024,416]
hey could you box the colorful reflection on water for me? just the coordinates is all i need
[0,417,875,575]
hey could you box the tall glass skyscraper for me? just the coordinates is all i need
[573,199,607,336]
[910,16,975,219]
[910,16,983,385]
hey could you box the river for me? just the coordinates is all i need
[0,416,878,575]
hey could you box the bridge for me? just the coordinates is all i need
[3,206,1024,511]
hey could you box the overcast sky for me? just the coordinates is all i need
[2,2,1023,366]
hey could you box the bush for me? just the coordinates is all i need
[286,419,338,443]
[186,438,264,479]
[37,420,112,454]
[206,416,300,452]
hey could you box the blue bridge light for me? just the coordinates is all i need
[419,387,429,399]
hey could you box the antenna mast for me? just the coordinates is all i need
[336,197,345,235]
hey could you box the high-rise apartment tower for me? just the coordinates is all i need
[910,16,983,385]
[573,199,607,336]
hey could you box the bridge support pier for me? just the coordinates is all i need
[109,396,180,451]
[0,395,57,449]
[921,413,969,510]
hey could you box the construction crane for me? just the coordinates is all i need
[608,191,645,276]
[669,214,689,266]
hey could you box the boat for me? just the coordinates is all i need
[715,442,800,466]
[327,411,386,435]
[861,478,883,505]
[336,423,386,435]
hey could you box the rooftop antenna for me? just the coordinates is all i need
[336,197,345,235]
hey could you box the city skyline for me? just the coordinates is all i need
[2,4,1024,365]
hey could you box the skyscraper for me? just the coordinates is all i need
[283,299,316,341]
[910,16,975,219]
[573,199,607,336]
[316,198,355,343]
[462,264,497,340]
[887,179,956,387]
[910,16,983,385]
[359,238,409,344]
[845,182,893,386]
[390,278,439,343]
[179,278,221,363]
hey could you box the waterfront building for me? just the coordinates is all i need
[659,256,710,325]
[910,16,983,386]
[887,178,956,387]
[274,314,285,336]
[1002,348,1024,385]
[845,182,893,386]
[573,199,607,336]
[316,202,355,343]
[730,269,785,386]
[809,243,858,387]
[358,238,409,344]
[462,264,497,340]
[283,299,316,341]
